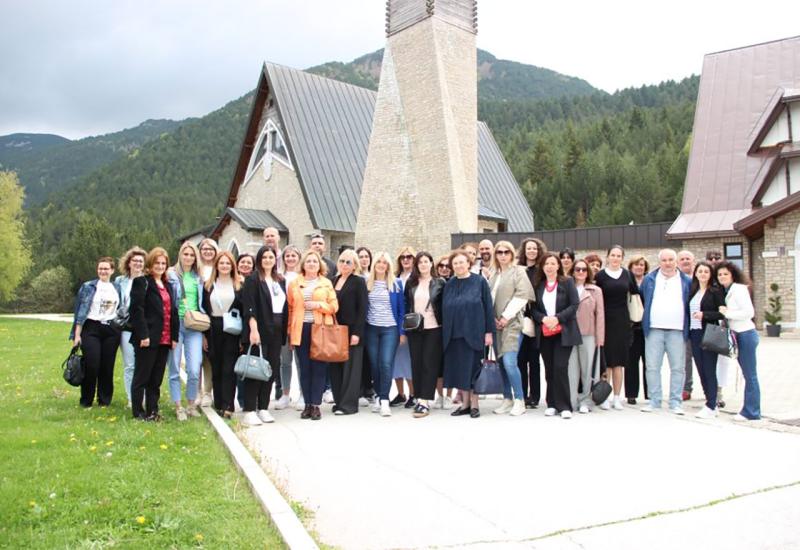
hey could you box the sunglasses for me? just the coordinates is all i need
[438,264,451,269]
[338,259,353,265]
[573,267,588,272]
[495,250,512,256]
[400,255,414,260]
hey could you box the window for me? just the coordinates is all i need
[244,119,292,183]
[724,243,744,270]
[270,127,288,160]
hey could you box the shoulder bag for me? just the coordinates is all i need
[212,283,241,335]
[403,288,430,332]
[62,345,85,387]
[183,277,210,331]
[590,347,612,405]
[234,345,272,381]
[473,347,504,395]
[627,293,644,323]
[701,321,738,359]
[311,314,349,363]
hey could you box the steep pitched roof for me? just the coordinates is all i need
[668,35,800,238]
[215,61,533,238]
[226,207,288,233]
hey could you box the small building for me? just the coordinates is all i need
[209,61,533,257]
[667,35,800,329]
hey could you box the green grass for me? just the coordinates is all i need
[0,318,284,549]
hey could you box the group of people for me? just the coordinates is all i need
[70,229,762,424]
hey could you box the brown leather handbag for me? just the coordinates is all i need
[310,315,349,362]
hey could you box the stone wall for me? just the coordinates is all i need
[762,209,800,327]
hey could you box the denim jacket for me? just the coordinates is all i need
[167,269,205,314]
[69,278,122,340]
[640,269,691,340]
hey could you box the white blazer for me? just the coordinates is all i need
[724,283,755,332]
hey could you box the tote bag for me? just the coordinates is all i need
[701,323,738,359]
[627,293,644,323]
[473,348,504,395]
[310,316,349,363]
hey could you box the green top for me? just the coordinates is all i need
[179,271,200,318]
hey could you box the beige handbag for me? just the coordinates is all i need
[522,317,536,337]
[184,309,211,331]
[627,293,644,323]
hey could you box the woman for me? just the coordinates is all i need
[568,259,604,413]
[532,253,581,419]
[166,241,205,421]
[489,241,535,417]
[392,246,416,407]
[115,247,146,406]
[201,251,242,418]
[129,247,179,420]
[433,255,455,409]
[197,238,219,407]
[517,237,546,408]
[356,246,373,276]
[356,246,376,406]
[436,255,453,280]
[274,244,302,411]
[594,245,639,410]
[404,251,445,418]
[241,246,288,426]
[443,250,494,418]
[70,256,122,409]
[287,250,339,420]
[364,252,404,416]
[330,249,368,415]
[237,253,255,281]
[625,255,650,404]
[585,254,602,273]
[688,261,725,419]
[559,248,575,275]
[716,262,761,421]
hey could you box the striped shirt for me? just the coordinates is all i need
[367,280,396,327]
[302,278,319,323]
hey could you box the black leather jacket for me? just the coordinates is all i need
[403,277,445,326]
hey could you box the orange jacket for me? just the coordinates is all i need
[287,275,339,346]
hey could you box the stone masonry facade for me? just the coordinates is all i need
[762,209,800,327]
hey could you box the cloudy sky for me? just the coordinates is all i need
[1,0,798,139]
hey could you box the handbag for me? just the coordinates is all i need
[590,347,612,405]
[403,312,423,332]
[184,310,211,331]
[62,345,85,387]
[542,322,562,337]
[701,323,738,359]
[473,348,504,395]
[234,345,272,381]
[109,304,132,332]
[223,308,243,335]
[310,316,349,362]
[627,293,644,323]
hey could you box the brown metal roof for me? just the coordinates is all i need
[669,35,800,238]
[734,192,800,239]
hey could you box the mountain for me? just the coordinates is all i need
[307,49,599,100]
[0,119,185,205]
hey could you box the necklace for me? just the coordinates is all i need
[545,280,558,292]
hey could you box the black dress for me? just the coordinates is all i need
[594,268,638,367]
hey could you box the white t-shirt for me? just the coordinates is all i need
[689,290,704,330]
[649,271,684,330]
[210,279,235,317]
[88,281,119,322]
[543,283,558,317]
[265,276,286,314]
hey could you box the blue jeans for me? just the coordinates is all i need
[499,350,524,400]
[645,328,686,409]
[296,323,328,406]
[120,331,136,401]
[735,329,761,419]
[167,320,204,404]
[365,323,399,400]
[689,329,718,409]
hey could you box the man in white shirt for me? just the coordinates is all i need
[640,249,692,414]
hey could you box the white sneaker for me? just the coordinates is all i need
[578,405,589,414]
[380,399,392,417]
[322,390,334,404]
[371,396,381,413]
[242,411,262,426]
[694,406,717,419]
[494,399,513,415]
[732,413,749,422]
[613,396,624,410]
[442,396,454,410]
[600,397,612,410]
[274,395,290,410]
[257,410,275,423]
[670,406,685,416]
[176,407,188,422]
[358,397,370,407]
[433,395,443,409]
[510,399,526,416]
[640,405,656,413]
[544,407,556,417]
[200,394,213,408]
[561,410,572,419]
[294,397,306,411]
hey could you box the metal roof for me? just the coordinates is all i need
[226,207,288,233]
[478,204,507,222]
[261,62,534,234]
[668,35,800,238]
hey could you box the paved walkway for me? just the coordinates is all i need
[243,338,800,549]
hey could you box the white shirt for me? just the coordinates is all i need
[210,279,235,317]
[265,277,286,314]
[604,267,623,280]
[88,281,119,322]
[576,284,585,299]
[649,271,684,330]
[543,283,558,317]
[689,290,704,330]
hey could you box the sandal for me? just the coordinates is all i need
[413,403,430,418]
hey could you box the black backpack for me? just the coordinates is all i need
[62,346,85,387]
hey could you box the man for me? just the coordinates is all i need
[677,250,696,401]
[705,249,723,267]
[310,233,337,281]
[262,227,282,270]
[477,239,495,279]
[639,249,691,414]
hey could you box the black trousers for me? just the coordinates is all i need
[79,320,120,407]
[132,344,170,418]
[208,318,239,413]
[407,327,442,400]
[243,322,281,412]
[330,345,364,414]
[539,334,572,412]
[517,334,541,404]
[625,327,648,399]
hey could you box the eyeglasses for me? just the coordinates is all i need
[438,264,451,270]
[338,259,353,265]
[400,255,414,261]
[573,267,588,272]
[495,250,512,256]
[200,247,215,253]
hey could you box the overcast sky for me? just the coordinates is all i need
[2,0,798,139]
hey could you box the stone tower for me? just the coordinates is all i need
[354,0,478,256]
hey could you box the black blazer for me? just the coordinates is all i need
[689,285,726,330]
[333,274,368,340]
[201,281,243,331]
[130,275,179,346]
[240,273,289,346]
[531,277,582,347]
[404,277,445,325]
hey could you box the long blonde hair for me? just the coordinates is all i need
[492,240,517,271]
[368,252,395,291]
[204,251,241,291]
[173,241,201,277]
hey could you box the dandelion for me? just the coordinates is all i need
[89,445,97,452]
[138,446,146,451]
[136,516,146,525]
[49,493,56,499]
[108,416,117,422]
[69,437,77,443]
[159,444,168,450]
[28,501,37,507]
[105,440,114,446]
[31,439,37,444]
[105,452,113,458]
[195,534,204,542]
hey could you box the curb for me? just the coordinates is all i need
[202,407,319,550]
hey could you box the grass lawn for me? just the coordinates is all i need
[0,318,284,549]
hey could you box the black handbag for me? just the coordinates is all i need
[473,349,504,395]
[62,345,85,387]
[402,312,423,332]
[590,347,612,405]
[109,305,131,332]
[701,323,738,359]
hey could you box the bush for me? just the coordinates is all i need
[764,282,783,326]
[13,266,73,313]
